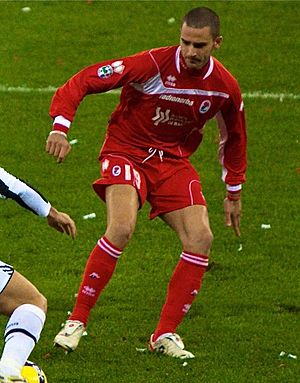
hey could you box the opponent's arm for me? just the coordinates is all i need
[0,167,76,238]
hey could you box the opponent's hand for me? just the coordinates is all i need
[47,207,77,239]
[224,197,241,237]
[46,132,71,163]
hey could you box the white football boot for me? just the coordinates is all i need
[54,320,86,352]
[148,333,195,359]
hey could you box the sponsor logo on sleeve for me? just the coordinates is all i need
[199,100,211,114]
[98,65,113,79]
[112,60,125,74]
[97,61,125,79]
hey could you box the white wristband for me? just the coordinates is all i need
[49,130,67,138]
[226,184,242,192]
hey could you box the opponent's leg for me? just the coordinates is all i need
[0,271,46,380]
[54,184,139,351]
[149,205,212,359]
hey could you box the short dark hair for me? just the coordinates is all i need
[182,7,220,39]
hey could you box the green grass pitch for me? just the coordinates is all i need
[0,1,299,382]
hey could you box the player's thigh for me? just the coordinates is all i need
[0,270,46,316]
[106,184,139,227]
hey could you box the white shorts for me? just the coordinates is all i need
[0,261,14,294]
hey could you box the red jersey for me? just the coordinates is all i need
[50,46,247,187]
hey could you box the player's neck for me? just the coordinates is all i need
[180,54,211,77]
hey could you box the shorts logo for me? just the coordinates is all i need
[112,165,121,176]
[102,159,110,172]
[199,100,211,114]
[97,65,113,79]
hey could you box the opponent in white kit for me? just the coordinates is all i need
[0,167,76,382]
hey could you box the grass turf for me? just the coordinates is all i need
[0,1,299,382]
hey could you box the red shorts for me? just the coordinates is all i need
[93,153,206,219]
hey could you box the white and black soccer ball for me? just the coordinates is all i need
[21,361,48,383]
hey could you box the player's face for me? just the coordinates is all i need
[180,23,222,70]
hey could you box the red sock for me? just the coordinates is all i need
[153,251,208,341]
[70,236,122,326]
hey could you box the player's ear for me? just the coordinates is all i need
[213,36,223,50]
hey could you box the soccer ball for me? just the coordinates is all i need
[21,361,48,383]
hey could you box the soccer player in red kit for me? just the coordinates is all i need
[46,7,246,359]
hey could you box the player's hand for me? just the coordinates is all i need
[46,132,71,163]
[47,207,77,239]
[224,197,241,237]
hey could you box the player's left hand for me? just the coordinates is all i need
[223,198,241,237]
[47,207,77,239]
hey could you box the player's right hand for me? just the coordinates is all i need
[46,132,71,163]
[223,197,241,237]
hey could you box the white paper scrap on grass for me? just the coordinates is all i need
[136,347,147,353]
[83,213,96,220]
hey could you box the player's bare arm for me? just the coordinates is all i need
[47,206,77,239]
[46,132,71,163]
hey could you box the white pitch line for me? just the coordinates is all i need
[0,85,58,93]
[0,85,120,94]
[0,84,299,101]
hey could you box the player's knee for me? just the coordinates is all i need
[183,227,213,253]
[39,294,48,313]
[107,220,135,247]
[202,227,214,248]
[30,292,47,314]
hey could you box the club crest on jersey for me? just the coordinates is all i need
[112,165,121,176]
[98,65,113,79]
[199,100,211,114]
